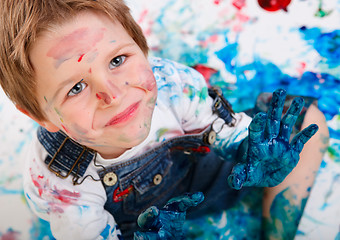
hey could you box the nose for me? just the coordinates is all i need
[96,92,113,104]
[94,77,123,106]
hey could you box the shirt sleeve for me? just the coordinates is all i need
[23,136,122,240]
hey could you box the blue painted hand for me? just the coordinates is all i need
[228,89,319,190]
[134,192,204,240]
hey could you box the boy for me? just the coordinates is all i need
[0,0,328,239]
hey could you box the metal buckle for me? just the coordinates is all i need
[47,137,88,179]
[211,87,234,114]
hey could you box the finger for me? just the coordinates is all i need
[134,231,161,240]
[248,112,266,144]
[280,97,304,140]
[137,206,160,230]
[228,163,247,190]
[163,192,204,212]
[291,124,319,153]
[265,88,286,139]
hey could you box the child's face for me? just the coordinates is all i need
[29,11,157,159]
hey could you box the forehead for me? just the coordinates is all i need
[32,11,130,56]
[29,11,134,100]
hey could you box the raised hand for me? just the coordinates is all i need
[228,89,319,190]
[134,192,204,240]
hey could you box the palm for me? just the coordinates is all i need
[228,89,319,189]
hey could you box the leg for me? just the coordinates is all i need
[262,104,329,239]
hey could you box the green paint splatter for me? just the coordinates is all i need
[54,107,61,116]
[199,86,208,103]
[315,0,333,18]
[156,128,169,141]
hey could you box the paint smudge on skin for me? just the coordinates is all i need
[61,124,69,134]
[47,27,105,68]
[96,92,113,104]
[140,70,157,92]
[262,188,307,240]
[78,53,85,62]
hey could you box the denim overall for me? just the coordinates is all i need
[37,88,246,239]
[38,89,316,239]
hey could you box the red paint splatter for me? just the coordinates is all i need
[96,92,112,104]
[1,228,21,240]
[193,65,218,87]
[78,54,85,62]
[297,62,307,76]
[61,124,70,134]
[31,173,46,196]
[258,0,292,12]
[51,187,81,204]
[47,27,105,68]
[138,9,149,23]
[232,0,246,10]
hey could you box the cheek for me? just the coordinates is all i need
[140,69,157,92]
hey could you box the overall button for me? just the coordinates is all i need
[103,172,118,186]
[205,130,216,145]
[153,174,163,185]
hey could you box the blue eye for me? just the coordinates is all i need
[68,80,87,97]
[109,55,126,69]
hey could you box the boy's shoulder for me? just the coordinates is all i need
[149,56,205,89]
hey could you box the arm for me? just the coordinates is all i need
[262,104,329,239]
[23,149,122,240]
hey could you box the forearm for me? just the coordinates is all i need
[262,105,329,239]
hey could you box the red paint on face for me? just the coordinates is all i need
[96,92,112,104]
[78,53,85,62]
[61,124,70,134]
[47,27,105,68]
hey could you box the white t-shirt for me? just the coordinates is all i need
[24,57,251,239]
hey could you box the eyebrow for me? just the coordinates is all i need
[50,42,136,102]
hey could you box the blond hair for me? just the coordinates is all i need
[0,0,148,121]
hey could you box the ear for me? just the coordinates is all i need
[16,105,60,132]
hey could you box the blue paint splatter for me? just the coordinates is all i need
[300,27,340,68]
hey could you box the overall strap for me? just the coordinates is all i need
[209,87,235,126]
[37,127,95,180]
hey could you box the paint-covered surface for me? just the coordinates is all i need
[0,0,339,239]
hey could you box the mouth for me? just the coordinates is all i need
[105,101,141,127]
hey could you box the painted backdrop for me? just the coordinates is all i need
[0,0,339,239]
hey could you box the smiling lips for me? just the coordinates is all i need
[105,102,140,127]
